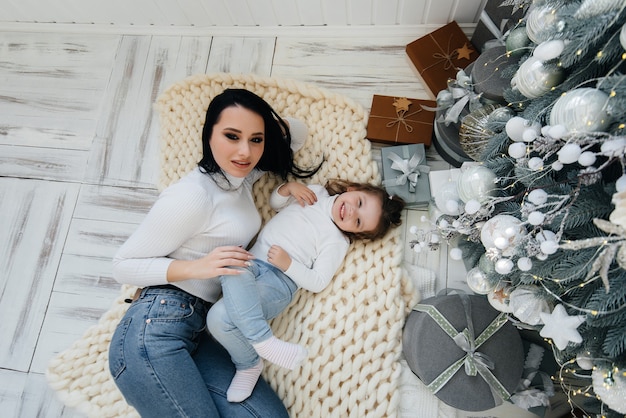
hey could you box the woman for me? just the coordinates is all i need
[109,88,315,417]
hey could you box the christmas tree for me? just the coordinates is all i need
[421,0,626,416]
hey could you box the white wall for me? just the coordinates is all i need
[1,0,486,27]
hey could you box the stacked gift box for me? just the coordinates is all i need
[365,95,435,209]
[403,293,525,411]
[398,1,525,167]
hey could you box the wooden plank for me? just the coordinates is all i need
[272,34,435,110]
[0,178,79,372]
[87,34,216,189]
[206,36,275,75]
[73,184,157,224]
[31,256,122,374]
[0,144,88,182]
[0,368,86,417]
[0,33,119,151]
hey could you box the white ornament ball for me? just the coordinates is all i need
[621,22,626,50]
[552,161,564,171]
[540,239,559,255]
[578,151,596,167]
[481,215,526,257]
[548,124,568,139]
[533,39,565,61]
[522,128,537,142]
[616,175,626,193]
[558,143,582,164]
[434,181,463,216]
[457,165,498,203]
[465,199,481,214]
[528,211,546,225]
[592,366,626,414]
[600,137,626,156]
[528,189,548,205]
[517,257,533,271]
[506,116,529,142]
[576,353,594,370]
[494,236,510,249]
[550,88,612,133]
[495,258,514,274]
[508,142,527,159]
[450,247,463,260]
[528,157,544,171]
[466,267,495,294]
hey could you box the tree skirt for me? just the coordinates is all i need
[46,73,417,417]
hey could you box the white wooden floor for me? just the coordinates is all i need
[0,27,468,417]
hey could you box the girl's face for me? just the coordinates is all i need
[331,189,382,234]
[209,105,265,178]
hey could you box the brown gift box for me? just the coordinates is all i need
[406,21,479,99]
[366,95,436,146]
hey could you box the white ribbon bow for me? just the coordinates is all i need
[383,150,429,193]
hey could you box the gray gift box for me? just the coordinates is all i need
[403,294,524,411]
[381,144,431,208]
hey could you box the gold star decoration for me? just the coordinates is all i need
[456,43,474,60]
[393,97,412,113]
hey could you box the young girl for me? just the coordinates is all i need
[206,179,405,402]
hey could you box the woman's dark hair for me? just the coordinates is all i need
[198,89,318,182]
[325,179,405,242]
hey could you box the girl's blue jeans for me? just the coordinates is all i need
[207,260,298,370]
[108,285,289,417]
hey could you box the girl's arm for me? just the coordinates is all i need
[270,182,317,210]
[279,241,349,293]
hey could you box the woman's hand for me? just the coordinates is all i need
[167,246,254,282]
[267,245,292,271]
[279,182,317,206]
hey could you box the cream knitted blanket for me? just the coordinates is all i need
[46,73,417,417]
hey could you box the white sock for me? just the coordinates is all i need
[252,336,308,370]
[227,359,264,403]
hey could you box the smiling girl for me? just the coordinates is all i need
[207,179,405,402]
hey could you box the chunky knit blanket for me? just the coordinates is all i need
[46,73,417,417]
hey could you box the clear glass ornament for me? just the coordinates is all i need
[549,88,612,133]
[458,104,501,161]
[480,214,526,257]
[466,267,495,294]
[525,5,558,44]
[457,165,497,203]
[511,56,564,99]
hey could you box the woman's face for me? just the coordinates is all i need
[209,105,265,178]
[331,189,382,234]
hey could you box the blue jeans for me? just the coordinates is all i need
[207,260,298,370]
[109,285,289,417]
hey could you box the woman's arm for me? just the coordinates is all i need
[112,181,252,286]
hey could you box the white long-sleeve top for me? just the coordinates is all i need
[112,117,308,303]
[249,184,350,293]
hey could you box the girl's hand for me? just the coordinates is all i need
[167,246,254,282]
[281,182,317,206]
[267,245,292,271]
